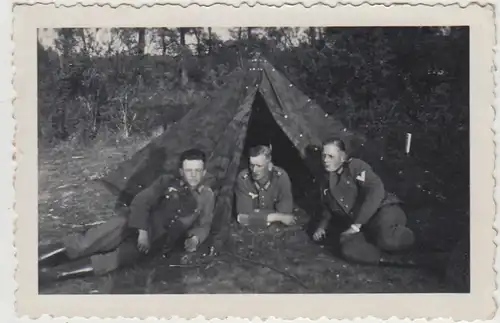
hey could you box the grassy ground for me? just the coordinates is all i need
[38,137,466,294]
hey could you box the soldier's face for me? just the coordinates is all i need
[180,159,206,188]
[322,144,346,172]
[249,154,270,181]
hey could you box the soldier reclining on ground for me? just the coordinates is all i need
[38,148,215,284]
[313,137,421,267]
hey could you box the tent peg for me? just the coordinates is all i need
[405,133,412,155]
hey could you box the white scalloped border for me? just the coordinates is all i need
[8,0,500,7]
[4,0,499,322]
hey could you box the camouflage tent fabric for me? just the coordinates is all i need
[98,57,411,245]
[97,56,468,289]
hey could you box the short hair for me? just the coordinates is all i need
[179,148,206,168]
[322,137,349,155]
[249,145,272,160]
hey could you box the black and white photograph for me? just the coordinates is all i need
[36,26,470,295]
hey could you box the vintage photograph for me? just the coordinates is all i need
[36,26,471,295]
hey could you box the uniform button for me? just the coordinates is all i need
[346,181,350,184]
[177,209,181,213]
[340,198,344,201]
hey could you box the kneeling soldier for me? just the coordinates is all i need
[39,148,215,282]
[313,138,417,266]
[235,145,296,227]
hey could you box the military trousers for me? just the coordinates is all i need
[61,215,187,275]
[332,204,415,265]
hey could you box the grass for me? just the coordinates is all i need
[38,136,466,294]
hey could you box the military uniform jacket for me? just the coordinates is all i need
[127,174,215,245]
[235,166,294,214]
[319,158,401,228]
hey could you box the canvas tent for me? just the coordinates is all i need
[98,57,384,245]
[97,55,469,291]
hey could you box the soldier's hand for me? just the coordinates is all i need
[313,228,326,241]
[137,230,150,253]
[341,226,359,237]
[184,236,199,252]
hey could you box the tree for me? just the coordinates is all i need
[178,28,191,85]
[207,27,213,54]
[137,28,146,55]
[158,28,168,55]
[191,28,205,56]
[52,28,79,140]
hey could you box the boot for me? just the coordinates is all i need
[38,242,70,268]
[39,257,95,286]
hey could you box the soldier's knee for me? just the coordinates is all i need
[377,226,415,251]
[374,205,407,227]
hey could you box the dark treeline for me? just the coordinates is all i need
[37,26,469,202]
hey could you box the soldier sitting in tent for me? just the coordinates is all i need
[313,138,418,267]
[38,148,215,283]
[235,145,297,227]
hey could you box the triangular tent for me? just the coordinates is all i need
[99,57,372,244]
[97,56,466,288]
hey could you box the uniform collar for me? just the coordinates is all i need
[253,168,274,191]
[179,179,188,188]
[329,158,352,176]
[179,179,205,193]
[195,184,205,193]
[254,180,272,191]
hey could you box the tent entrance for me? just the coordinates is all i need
[238,92,318,213]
